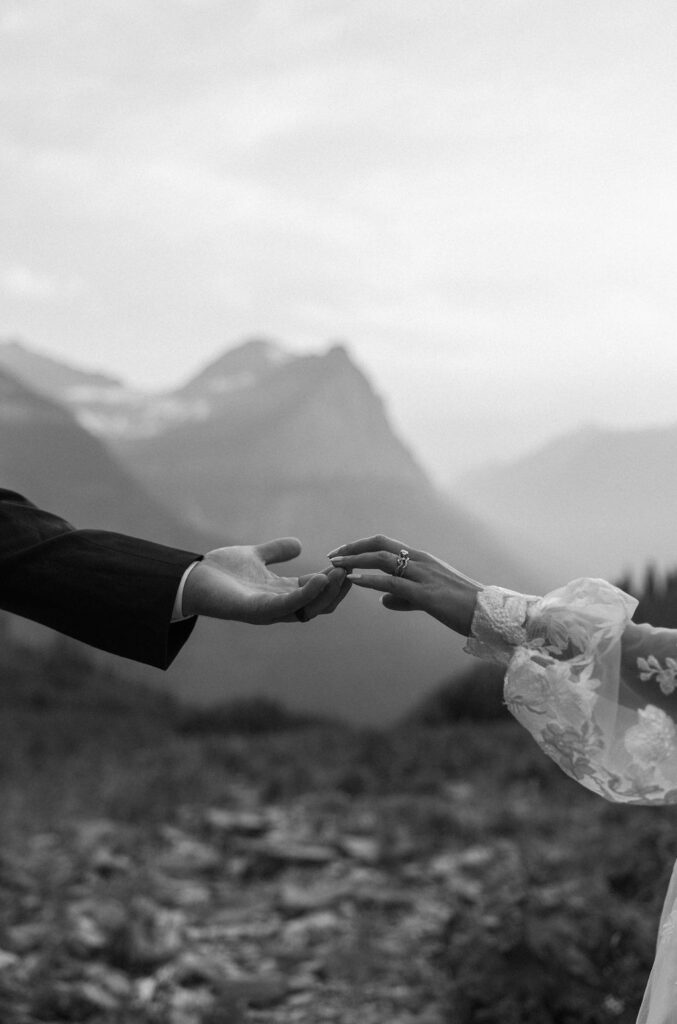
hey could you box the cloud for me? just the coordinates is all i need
[1,0,677,481]
[1,266,85,302]
[0,4,44,35]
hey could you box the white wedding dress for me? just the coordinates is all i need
[465,578,677,1024]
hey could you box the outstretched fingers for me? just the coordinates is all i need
[381,594,413,612]
[297,567,350,619]
[346,570,417,601]
[256,537,302,565]
[272,572,328,617]
[327,535,414,558]
[321,569,352,614]
[330,549,420,577]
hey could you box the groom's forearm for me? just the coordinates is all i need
[1,529,202,667]
[0,490,202,667]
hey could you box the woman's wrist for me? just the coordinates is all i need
[463,587,541,665]
[461,587,482,637]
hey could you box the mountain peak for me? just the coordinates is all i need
[325,341,350,362]
[221,336,290,367]
[178,337,292,396]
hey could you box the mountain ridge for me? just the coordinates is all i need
[111,341,525,583]
[0,339,536,722]
[456,418,677,586]
[0,365,216,552]
[177,336,293,397]
[0,338,124,396]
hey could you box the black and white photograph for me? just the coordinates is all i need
[2,2,677,1021]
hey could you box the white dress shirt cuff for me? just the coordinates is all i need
[171,561,200,621]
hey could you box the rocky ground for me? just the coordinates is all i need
[0,705,675,1023]
[0,792,453,1023]
[0,721,476,1024]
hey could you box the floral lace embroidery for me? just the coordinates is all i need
[619,706,677,798]
[538,719,605,782]
[506,639,677,801]
[463,588,539,666]
[504,647,599,722]
[624,705,676,766]
[506,650,677,801]
[528,702,677,803]
[464,580,677,1019]
[467,579,677,804]
[637,655,677,696]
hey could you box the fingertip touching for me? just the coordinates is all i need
[303,572,330,594]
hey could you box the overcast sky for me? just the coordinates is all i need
[2,0,677,482]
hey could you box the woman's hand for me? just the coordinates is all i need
[328,535,483,636]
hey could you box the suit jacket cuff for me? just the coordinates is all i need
[1,529,203,669]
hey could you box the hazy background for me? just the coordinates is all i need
[3,0,677,485]
[2,13,677,1020]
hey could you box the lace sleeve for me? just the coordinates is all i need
[465,578,677,805]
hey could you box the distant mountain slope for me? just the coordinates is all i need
[113,342,530,587]
[0,337,153,442]
[0,367,212,552]
[456,422,677,586]
[0,338,124,397]
[106,341,536,721]
[0,340,537,723]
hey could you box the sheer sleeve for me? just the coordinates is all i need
[464,578,677,806]
[464,578,677,1022]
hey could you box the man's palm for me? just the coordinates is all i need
[182,538,344,623]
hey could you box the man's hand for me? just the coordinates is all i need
[182,538,350,624]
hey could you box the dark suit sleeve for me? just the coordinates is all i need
[0,489,202,668]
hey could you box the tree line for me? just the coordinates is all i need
[615,566,677,627]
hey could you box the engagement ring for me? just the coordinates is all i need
[395,549,410,577]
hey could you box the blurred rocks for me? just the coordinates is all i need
[0,777,454,1023]
[250,841,336,867]
[0,949,19,970]
[158,829,222,875]
[278,881,349,915]
[123,897,187,968]
[338,835,380,864]
[0,720,657,1022]
[205,808,270,835]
